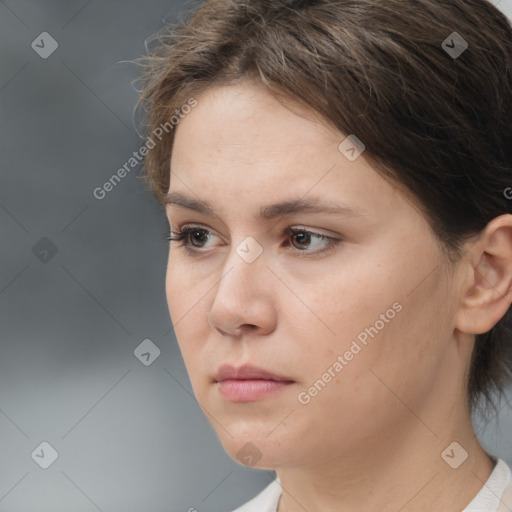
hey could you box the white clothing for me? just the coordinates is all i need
[232,458,512,512]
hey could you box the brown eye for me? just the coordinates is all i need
[166,226,213,249]
[290,230,312,250]
[284,227,341,257]
[188,228,210,247]
[167,225,341,257]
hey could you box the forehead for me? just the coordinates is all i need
[167,80,409,225]
[171,79,341,168]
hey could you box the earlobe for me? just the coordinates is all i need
[456,214,512,335]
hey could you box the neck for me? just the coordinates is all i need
[276,412,494,512]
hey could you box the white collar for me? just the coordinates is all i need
[462,457,511,511]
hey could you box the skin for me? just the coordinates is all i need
[164,77,512,512]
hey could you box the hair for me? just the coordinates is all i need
[135,0,512,417]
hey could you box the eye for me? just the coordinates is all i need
[284,227,340,256]
[165,225,341,257]
[166,225,213,250]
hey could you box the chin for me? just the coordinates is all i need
[212,424,294,469]
[224,439,285,470]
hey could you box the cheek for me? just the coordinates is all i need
[165,261,204,359]
[291,303,440,448]
[165,264,183,328]
[165,256,199,323]
[294,252,450,403]
[293,264,398,355]
[341,276,454,420]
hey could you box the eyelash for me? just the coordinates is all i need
[164,225,341,257]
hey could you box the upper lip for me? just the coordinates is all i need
[214,364,293,382]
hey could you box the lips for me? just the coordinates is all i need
[213,364,295,402]
[213,364,293,382]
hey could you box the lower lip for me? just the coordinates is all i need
[216,379,293,402]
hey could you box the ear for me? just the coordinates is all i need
[456,214,512,335]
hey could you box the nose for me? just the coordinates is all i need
[207,249,277,338]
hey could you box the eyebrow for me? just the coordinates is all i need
[163,191,366,220]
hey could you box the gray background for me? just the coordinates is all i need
[0,1,511,511]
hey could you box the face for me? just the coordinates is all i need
[165,78,463,470]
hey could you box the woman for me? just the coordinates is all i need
[137,0,512,510]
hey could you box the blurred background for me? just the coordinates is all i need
[0,1,511,511]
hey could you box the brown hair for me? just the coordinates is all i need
[135,0,512,416]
